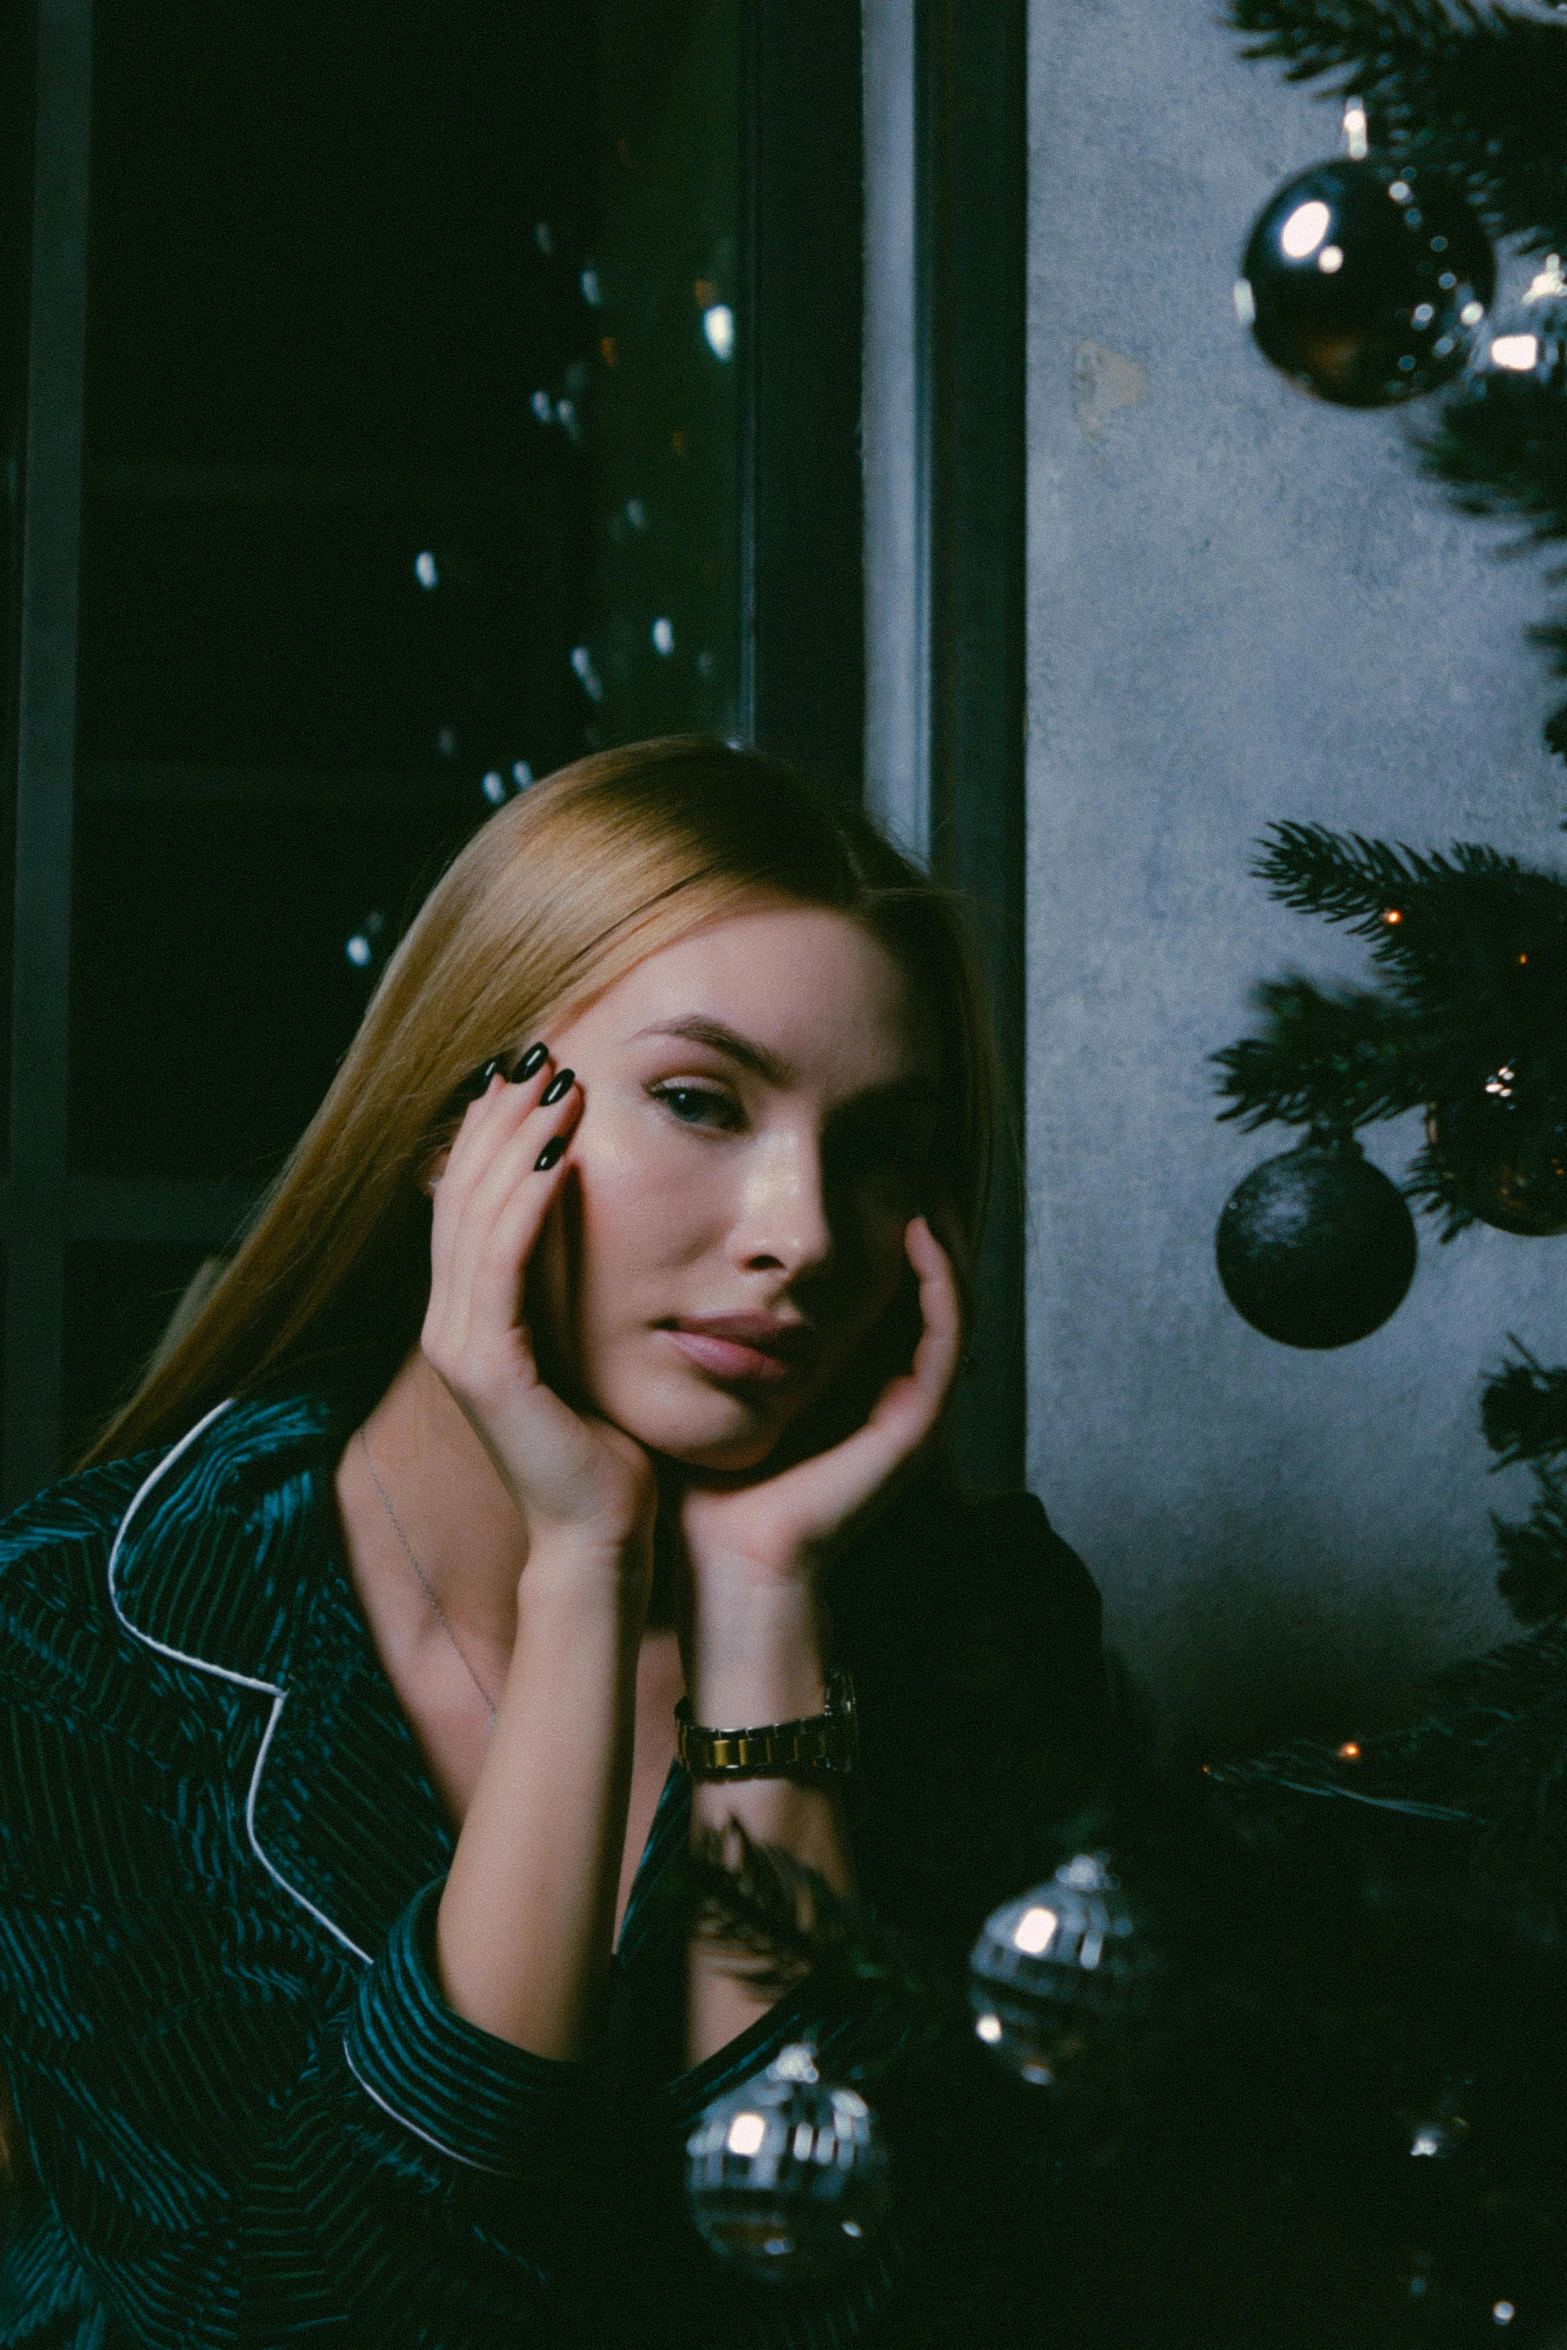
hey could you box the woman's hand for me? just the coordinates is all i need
[421,1058,656,1568]
[677,1213,963,1600]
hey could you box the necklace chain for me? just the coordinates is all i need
[358,1428,499,1728]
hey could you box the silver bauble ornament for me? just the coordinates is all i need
[969,1852,1148,2088]
[684,2042,890,2283]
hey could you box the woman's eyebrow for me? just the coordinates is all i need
[631,1015,792,1086]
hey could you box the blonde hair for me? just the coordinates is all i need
[85,738,999,1464]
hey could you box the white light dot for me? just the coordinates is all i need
[511,760,534,789]
[414,549,438,589]
[346,935,372,968]
[841,2220,864,2239]
[481,771,505,805]
[1412,303,1435,327]
[1280,201,1331,261]
[651,616,675,656]
[1389,180,1411,203]
[1459,299,1485,328]
[726,2111,767,2157]
[1013,1905,1058,1956]
[531,390,553,424]
[1410,2129,1441,2157]
[1317,245,1344,274]
[702,302,735,361]
[1491,333,1539,372]
[975,2012,1003,2044]
[580,266,602,306]
[1494,2305,1515,2327]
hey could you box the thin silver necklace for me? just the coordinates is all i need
[358,1427,499,1731]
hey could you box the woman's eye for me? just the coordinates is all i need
[648,1082,744,1131]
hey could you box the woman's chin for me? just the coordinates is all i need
[606,1385,794,1475]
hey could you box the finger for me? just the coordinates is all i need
[751,1223,964,1537]
[898,1215,964,1413]
[426,1060,575,1353]
[432,1075,582,1334]
[438,1050,556,1203]
[459,1066,581,1238]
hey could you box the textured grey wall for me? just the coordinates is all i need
[1024,1,1567,1757]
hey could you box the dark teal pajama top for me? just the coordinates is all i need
[0,1389,1105,2347]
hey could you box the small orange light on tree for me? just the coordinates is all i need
[1382,909,1403,926]
[1337,1741,1361,1760]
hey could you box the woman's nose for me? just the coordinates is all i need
[729,1133,833,1278]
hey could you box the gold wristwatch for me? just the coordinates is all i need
[675,1666,859,1781]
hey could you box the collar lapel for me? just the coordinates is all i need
[111,1391,452,1965]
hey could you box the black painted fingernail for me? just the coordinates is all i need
[540,1067,574,1106]
[515,1041,548,1081]
[478,1057,508,1088]
[534,1135,566,1172]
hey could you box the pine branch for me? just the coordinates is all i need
[1251,822,1521,938]
[1494,1465,1567,1624]
[686,1823,858,1996]
[1226,1,1567,251]
[1420,377,1567,552]
[1212,977,1429,1128]
[1481,1344,1567,1467]
[1401,1133,1479,1238]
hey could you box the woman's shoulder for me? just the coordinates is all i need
[832,1473,1107,1738]
[843,1474,1101,1628]
[0,1389,339,1698]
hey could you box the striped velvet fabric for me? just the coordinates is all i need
[0,1391,1106,2347]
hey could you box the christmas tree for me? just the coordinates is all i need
[679,7,1567,2340]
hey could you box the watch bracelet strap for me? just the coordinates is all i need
[675,1665,859,1780]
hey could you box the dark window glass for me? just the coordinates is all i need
[64,0,741,1430]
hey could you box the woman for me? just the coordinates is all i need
[0,739,1106,2347]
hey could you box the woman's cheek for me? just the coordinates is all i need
[575,1111,712,1283]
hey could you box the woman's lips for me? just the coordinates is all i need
[659,1318,817,1388]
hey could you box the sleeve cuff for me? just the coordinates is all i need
[343,1876,611,2178]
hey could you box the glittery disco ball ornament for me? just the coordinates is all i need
[1443,262,1567,765]
[1427,1074,1567,1237]
[1236,157,1495,407]
[684,2043,890,2283]
[1456,254,1567,401]
[969,1852,1147,2089]
[1216,1130,1417,1347]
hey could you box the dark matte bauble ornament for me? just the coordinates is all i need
[1216,1130,1417,1347]
[1237,157,1495,407]
[1428,1074,1567,1237]
[968,1853,1151,2089]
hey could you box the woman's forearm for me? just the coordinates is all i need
[435,1541,646,2060]
[684,1576,857,2066]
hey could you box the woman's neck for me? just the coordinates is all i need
[341,1349,532,1653]
[339,1350,681,1647]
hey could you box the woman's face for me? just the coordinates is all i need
[527,901,942,1473]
